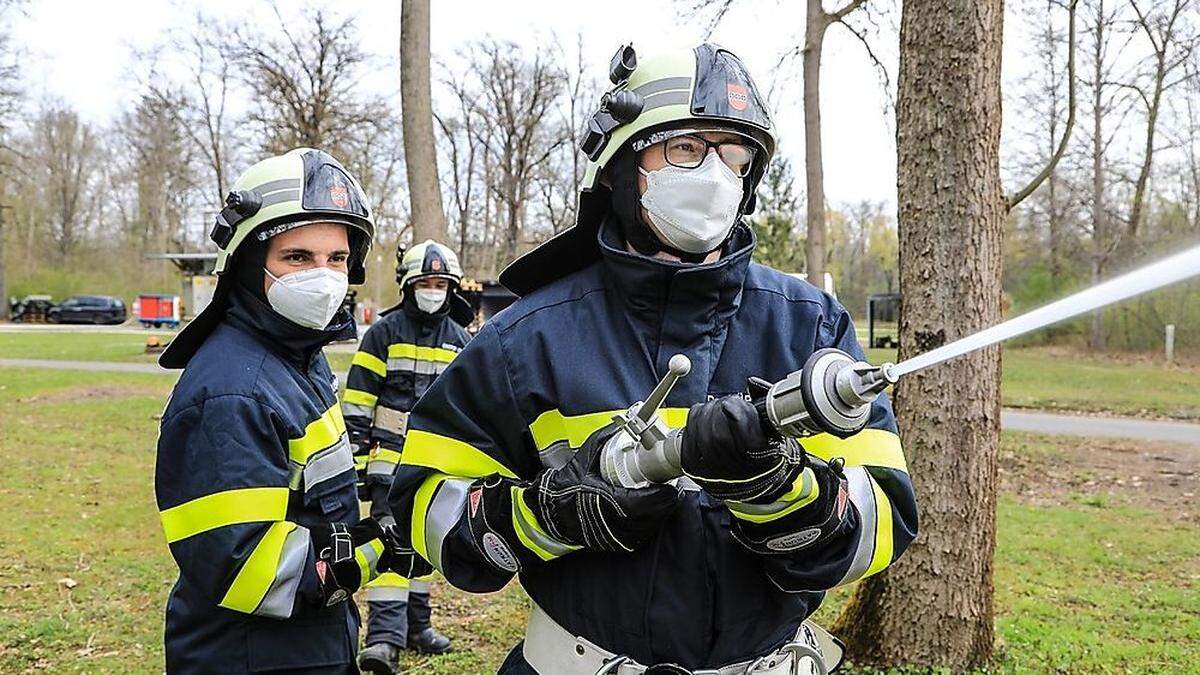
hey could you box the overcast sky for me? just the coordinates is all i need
[7,0,1044,209]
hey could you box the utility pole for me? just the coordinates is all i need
[0,204,9,322]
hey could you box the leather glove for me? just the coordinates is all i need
[464,425,683,574]
[728,456,854,555]
[310,518,390,605]
[680,395,806,502]
[376,513,436,580]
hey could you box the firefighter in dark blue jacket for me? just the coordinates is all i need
[155,148,395,673]
[344,240,472,672]
[389,44,919,674]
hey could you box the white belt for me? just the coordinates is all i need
[522,603,842,675]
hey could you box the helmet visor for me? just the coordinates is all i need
[689,44,772,133]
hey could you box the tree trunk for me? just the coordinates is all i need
[803,0,828,288]
[0,206,7,321]
[1089,3,1108,351]
[400,0,447,244]
[833,0,1005,668]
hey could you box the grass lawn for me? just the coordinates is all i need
[866,345,1200,420]
[0,331,173,364]
[0,367,1196,673]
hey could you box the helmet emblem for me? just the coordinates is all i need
[431,258,442,271]
[727,84,748,112]
[329,183,349,208]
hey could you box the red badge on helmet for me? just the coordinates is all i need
[727,84,749,112]
[431,257,442,272]
[329,184,349,208]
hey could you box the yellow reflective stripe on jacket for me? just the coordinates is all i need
[343,388,378,408]
[218,521,296,613]
[288,404,347,464]
[371,447,403,465]
[160,487,289,543]
[863,472,895,578]
[387,343,459,364]
[355,538,385,584]
[351,350,387,377]
[403,430,517,478]
[411,472,452,560]
[529,407,690,451]
[801,429,907,473]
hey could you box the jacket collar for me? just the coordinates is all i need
[225,285,357,369]
[597,218,755,326]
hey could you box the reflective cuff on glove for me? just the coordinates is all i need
[730,459,851,555]
[511,486,581,562]
[725,468,820,524]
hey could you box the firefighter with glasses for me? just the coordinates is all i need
[389,44,918,674]
[343,241,472,673]
[155,149,394,673]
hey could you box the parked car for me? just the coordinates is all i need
[49,295,127,325]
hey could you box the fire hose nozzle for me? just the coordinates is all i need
[764,349,894,439]
[600,355,691,488]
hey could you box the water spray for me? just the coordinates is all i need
[601,243,1200,488]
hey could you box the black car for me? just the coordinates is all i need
[49,295,127,325]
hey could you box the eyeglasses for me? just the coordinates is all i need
[662,134,757,177]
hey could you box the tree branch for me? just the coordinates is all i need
[1007,0,1078,211]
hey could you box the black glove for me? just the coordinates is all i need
[464,425,683,574]
[680,395,806,502]
[310,518,389,606]
[376,513,436,580]
[728,456,854,555]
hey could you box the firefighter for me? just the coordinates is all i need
[155,148,395,673]
[343,240,472,673]
[387,44,919,674]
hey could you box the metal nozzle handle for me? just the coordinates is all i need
[637,354,692,425]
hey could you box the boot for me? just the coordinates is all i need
[358,642,402,675]
[406,627,452,655]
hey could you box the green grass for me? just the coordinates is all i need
[0,368,1196,673]
[0,331,173,363]
[866,346,1200,420]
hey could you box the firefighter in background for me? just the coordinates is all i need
[342,240,472,673]
[155,148,393,673]
[387,44,918,673]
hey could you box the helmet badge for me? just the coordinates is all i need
[431,257,443,271]
[329,183,350,208]
[727,84,749,112]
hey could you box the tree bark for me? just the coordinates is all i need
[0,205,7,321]
[400,0,447,243]
[803,0,829,288]
[832,0,1005,668]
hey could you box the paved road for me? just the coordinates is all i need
[3,357,1197,446]
[1002,409,1199,446]
[0,358,171,374]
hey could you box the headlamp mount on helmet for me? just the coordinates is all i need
[210,190,264,249]
[581,44,646,161]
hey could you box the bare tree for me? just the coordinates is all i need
[435,66,484,268]
[1126,0,1197,241]
[141,16,240,207]
[832,0,1006,668]
[27,104,100,259]
[118,94,196,253]
[400,0,448,243]
[232,6,387,160]
[468,41,566,267]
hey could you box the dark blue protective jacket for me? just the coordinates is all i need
[155,290,363,674]
[389,223,918,670]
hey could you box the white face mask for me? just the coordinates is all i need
[639,151,745,254]
[264,267,348,330]
[414,287,448,314]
